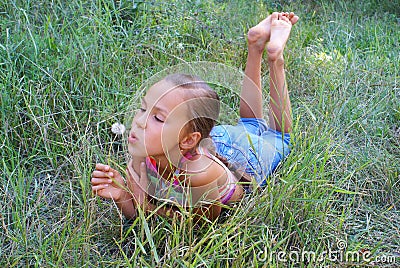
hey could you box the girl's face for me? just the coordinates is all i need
[128,79,190,158]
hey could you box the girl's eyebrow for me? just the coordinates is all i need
[142,97,168,115]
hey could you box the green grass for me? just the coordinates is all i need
[1,0,399,267]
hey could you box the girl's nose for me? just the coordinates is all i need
[134,111,147,129]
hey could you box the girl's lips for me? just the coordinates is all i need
[128,132,138,143]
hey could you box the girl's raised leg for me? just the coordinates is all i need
[267,13,294,133]
[240,12,298,123]
[240,12,279,119]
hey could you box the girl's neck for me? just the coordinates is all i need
[150,148,199,180]
[157,157,174,173]
[150,152,181,180]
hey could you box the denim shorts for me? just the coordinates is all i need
[210,118,291,186]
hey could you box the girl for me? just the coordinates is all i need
[91,12,299,221]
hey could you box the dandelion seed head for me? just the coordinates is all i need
[111,122,126,135]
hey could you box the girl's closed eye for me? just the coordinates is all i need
[154,114,165,123]
[138,105,164,122]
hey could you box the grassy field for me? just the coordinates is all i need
[1,0,399,267]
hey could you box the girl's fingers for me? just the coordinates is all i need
[92,170,114,178]
[95,163,110,172]
[94,164,123,180]
[129,167,140,180]
[92,184,109,192]
[91,177,112,185]
[108,169,122,180]
[140,162,147,178]
[98,163,116,174]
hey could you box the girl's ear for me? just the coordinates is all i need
[180,132,202,150]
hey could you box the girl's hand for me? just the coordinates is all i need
[91,163,126,201]
[126,161,149,206]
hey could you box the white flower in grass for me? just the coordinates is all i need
[111,122,126,135]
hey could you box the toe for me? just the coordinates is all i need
[291,15,299,25]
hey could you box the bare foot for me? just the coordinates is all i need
[267,13,293,61]
[283,12,299,25]
[247,12,279,53]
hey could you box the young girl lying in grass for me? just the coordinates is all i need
[91,12,299,221]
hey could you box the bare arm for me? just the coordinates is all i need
[91,163,137,219]
[185,160,225,221]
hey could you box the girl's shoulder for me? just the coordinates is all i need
[183,154,226,188]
